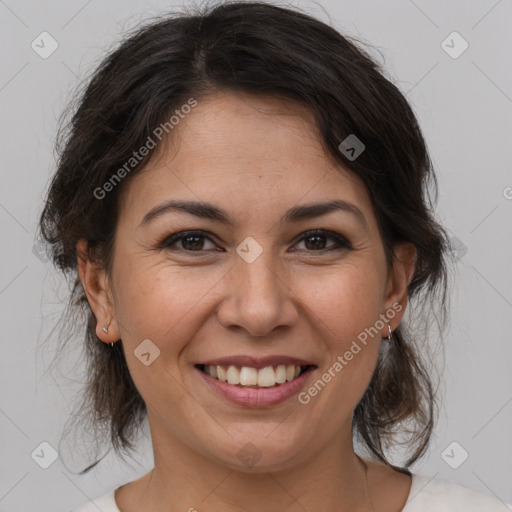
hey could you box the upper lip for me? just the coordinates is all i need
[197,355,317,370]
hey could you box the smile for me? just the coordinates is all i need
[196,364,312,388]
[195,360,317,407]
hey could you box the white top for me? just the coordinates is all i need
[71,472,510,511]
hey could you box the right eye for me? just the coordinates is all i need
[159,230,220,253]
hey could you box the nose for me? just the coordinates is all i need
[216,249,299,337]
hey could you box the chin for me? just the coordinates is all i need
[204,429,315,473]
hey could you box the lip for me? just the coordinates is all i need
[196,365,316,407]
[197,355,316,370]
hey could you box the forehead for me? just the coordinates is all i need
[159,90,331,172]
[119,91,374,227]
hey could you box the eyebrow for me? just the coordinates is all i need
[139,199,367,229]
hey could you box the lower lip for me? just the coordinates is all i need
[196,367,316,407]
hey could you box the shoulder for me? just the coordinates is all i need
[70,488,119,512]
[403,473,510,512]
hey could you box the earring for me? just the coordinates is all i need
[386,321,393,342]
[102,325,115,347]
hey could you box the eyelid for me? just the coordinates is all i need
[158,230,219,251]
[292,229,351,251]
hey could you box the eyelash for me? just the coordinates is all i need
[158,229,352,254]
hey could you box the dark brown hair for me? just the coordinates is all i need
[39,1,451,475]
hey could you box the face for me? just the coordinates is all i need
[79,91,415,473]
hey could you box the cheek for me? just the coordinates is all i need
[302,261,385,380]
[110,261,227,410]
[294,263,385,414]
[296,259,385,343]
[112,259,225,350]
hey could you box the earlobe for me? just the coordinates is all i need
[383,242,417,331]
[76,239,120,343]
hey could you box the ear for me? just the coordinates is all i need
[382,242,417,333]
[76,239,120,344]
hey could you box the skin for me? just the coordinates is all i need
[78,90,417,512]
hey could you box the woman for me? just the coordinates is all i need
[40,2,507,511]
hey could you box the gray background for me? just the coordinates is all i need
[1,0,511,510]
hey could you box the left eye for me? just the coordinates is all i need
[292,230,350,252]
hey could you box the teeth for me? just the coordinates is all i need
[275,365,287,384]
[226,365,240,385]
[257,366,276,387]
[203,364,305,387]
[240,367,258,386]
[216,365,227,382]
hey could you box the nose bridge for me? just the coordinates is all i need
[234,245,284,305]
[217,241,297,336]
